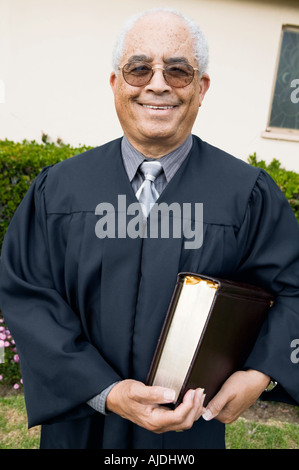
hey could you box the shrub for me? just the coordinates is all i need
[0,137,92,388]
[0,140,298,387]
[0,137,92,249]
[0,317,22,389]
[248,153,299,222]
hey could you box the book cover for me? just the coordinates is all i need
[146,273,274,407]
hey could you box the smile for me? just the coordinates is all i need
[141,104,176,110]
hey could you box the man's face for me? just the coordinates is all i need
[110,13,210,155]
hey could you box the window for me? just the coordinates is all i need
[263,24,299,141]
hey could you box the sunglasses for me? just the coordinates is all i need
[118,61,199,88]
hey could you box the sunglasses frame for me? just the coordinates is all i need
[118,62,199,88]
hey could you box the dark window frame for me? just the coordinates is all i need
[263,24,299,142]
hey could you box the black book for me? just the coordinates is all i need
[146,273,274,407]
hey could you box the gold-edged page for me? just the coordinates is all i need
[152,277,218,400]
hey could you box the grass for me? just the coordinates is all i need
[0,392,298,449]
[226,417,299,449]
[0,394,40,449]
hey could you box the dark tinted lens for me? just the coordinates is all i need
[164,64,194,87]
[123,62,152,86]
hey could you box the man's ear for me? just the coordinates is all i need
[198,73,210,107]
[110,71,117,93]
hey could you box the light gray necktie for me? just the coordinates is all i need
[136,161,163,218]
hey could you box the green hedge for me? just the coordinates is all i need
[0,138,93,249]
[248,153,299,222]
[1,141,298,250]
[0,139,299,388]
[0,138,93,388]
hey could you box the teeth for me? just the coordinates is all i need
[142,105,174,109]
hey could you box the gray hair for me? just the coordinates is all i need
[112,8,209,77]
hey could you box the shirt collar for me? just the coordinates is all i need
[121,134,193,183]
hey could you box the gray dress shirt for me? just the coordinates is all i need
[87,133,193,414]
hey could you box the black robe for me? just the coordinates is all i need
[0,135,298,449]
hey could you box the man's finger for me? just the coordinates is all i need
[132,383,176,405]
[170,389,198,423]
[150,388,197,432]
[202,388,232,421]
[193,388,206,420]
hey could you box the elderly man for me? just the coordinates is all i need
[0,8,298,450]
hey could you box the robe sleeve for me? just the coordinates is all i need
[0,168,122,428]
[235,170,299,405]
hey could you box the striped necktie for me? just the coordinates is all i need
[136,161,163,218]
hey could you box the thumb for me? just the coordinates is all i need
[202,390,230,421]
[137,384,176,405]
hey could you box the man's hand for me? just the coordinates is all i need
[202,369,270,423]
[106,379,206,433]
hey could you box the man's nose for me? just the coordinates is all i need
[144,67,172,93]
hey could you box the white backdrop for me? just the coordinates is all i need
[0,0,299,170]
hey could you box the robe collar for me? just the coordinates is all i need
[121,134,193,184]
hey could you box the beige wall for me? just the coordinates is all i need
[0,0,299,170]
